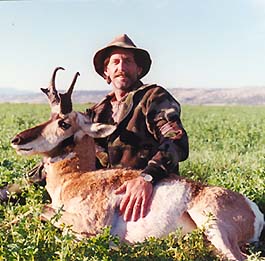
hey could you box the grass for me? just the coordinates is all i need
[0,103,264,260]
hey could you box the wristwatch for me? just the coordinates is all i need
[140,173,154,183]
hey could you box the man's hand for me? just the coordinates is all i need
[114,176,153,222]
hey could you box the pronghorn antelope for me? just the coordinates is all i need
[11,67,264,261]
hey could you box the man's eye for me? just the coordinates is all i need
[58,120,71,130]
[124,59,132,64]
[112,59,120,65]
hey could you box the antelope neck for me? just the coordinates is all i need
[45,135,75,163]
[46,152,76,164]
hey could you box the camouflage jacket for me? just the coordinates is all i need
[86,81,189,183]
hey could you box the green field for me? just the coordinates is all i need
[0,103,264,260]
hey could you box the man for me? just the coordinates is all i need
[1,34,189,223]
[86,34,189,222]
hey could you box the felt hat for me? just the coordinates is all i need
[93,34,152,80]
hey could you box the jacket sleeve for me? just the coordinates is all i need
[142,87,189,183]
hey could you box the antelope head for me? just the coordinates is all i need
[11,67,116,157]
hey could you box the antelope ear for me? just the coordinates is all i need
[77,113,117,138]
[85,123,117,138]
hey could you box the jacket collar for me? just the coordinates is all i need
[93,81,156,124]
[111,81,157,123]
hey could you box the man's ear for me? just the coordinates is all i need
[137,67,143,77]
[104,68,111,84]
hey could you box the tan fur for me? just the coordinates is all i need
[188,186,256,261]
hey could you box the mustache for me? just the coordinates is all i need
[114,72,129,78]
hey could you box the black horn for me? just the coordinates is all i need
[59,72,80,114]
[67,72,80,96]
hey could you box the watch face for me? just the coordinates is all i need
[144,174,153,182]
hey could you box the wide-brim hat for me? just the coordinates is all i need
[93,34,152,80]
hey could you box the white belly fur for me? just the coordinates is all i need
[244,196,264,242]
[111,180,196,243]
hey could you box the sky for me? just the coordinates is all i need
[0,0,265,92]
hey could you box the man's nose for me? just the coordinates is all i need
[117,60,127,71]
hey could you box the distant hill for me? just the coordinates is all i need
[170,87,265,105]
[0,87,265,105]
[0,90,108,104]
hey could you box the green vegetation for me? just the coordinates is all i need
[0,103,264,260]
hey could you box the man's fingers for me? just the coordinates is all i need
[140,197,147,218]
[140,185,153,218]
[116,177,153,222]
[132,199,142,221]
[119,194,130,215]
[140,193,151,218]
[123,197,136,221]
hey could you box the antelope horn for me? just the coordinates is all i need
[67,72,80,96]
[59,72,80,115]
[41,67,65,113]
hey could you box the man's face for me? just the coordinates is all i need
[104,49,142,91]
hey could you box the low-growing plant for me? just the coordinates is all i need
[0,103,264,260]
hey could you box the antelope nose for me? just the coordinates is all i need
[11,135,21,145]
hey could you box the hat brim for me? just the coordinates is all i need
[93,45,152,80]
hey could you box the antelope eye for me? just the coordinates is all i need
[58,120,71,130]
